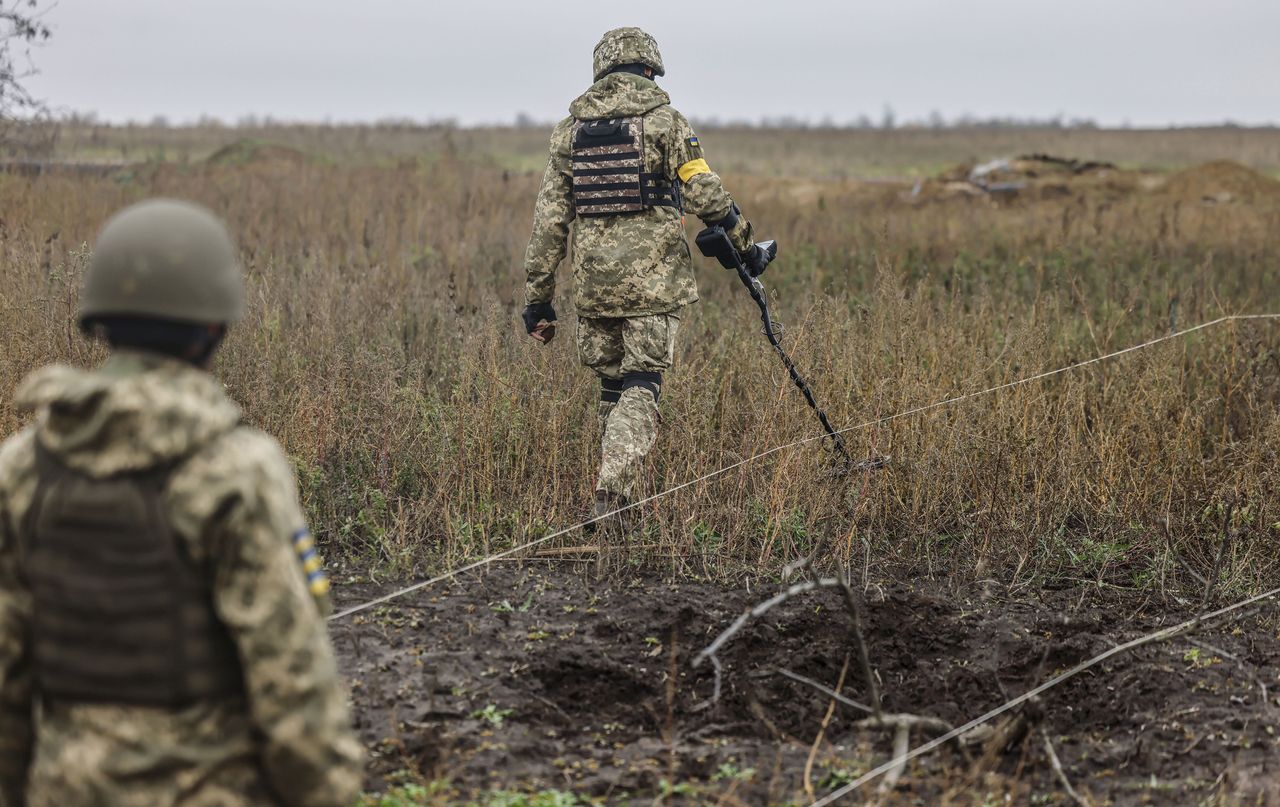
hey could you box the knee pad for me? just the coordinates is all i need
[622,371,662,402]
[600,377,624,404]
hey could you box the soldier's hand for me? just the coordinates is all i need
[742,241,777,278]
[522,303,557,344]
[531,321,556,343]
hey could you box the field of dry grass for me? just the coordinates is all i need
[4,124,1280,595]
[6,123,1280,804]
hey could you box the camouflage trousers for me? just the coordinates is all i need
[576,311,680,500]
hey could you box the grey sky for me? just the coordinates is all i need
[23,0,1280,127]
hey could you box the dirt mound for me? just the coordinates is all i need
[204,138,312,167]
[332,565,1280,804]
[914,153,1137,205]
[1160,160,1280,204]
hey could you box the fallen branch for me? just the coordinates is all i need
[1040,726,1090,806]
[809,584,1280,805]
[858,713,956,736]
[878,722,911,794]
[693,577,842,708]
[775,667,959,739]
[695,569,963,794]
[695,578,842,667]
[773,667,873,715]
[532,544,600,556]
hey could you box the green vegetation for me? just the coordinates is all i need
[468,705,514,728]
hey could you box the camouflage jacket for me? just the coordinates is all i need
[0,351,363,807]
[523,72,754,318]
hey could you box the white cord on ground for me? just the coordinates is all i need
[329,313,1278,622]
[807,584,1280,806]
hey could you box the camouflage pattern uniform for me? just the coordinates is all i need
[0,199,363,807]
[524,27,755,502]
[0,352,364,807]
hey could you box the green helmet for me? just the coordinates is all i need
[592,27,665,82]
[79,199,245,327]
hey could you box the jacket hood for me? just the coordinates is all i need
[569,72,670,120]
[15,350,241,477]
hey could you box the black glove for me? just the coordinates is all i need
[521,302,557,342]
[741,241,777,278]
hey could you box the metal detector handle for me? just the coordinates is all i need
[695,226,741,270]
[695,227,779,277]
[750,240,778,277]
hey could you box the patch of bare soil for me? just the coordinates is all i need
[332,566,1280,804]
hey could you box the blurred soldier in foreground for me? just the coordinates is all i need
[522,27,766,526]
[0,200,363,806]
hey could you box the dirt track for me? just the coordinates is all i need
[332,565,1280,804]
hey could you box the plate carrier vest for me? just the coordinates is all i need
[20,441,243,707]
[571,116,682,218]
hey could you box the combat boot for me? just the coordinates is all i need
[587,489,632,536]
[589,490,635,576]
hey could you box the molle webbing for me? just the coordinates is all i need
[571,116,681,218]
[21,442,243,707]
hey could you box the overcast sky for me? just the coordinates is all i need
[21,0,1280,127]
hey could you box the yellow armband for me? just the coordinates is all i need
[677,158,712,183]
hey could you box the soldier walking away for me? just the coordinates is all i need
[0,200,364,806]
[522,27,769,529]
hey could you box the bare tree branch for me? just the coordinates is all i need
[1,1,54,121]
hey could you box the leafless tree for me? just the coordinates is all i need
[1,0,52,120]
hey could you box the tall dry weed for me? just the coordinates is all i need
[2,139,1279,591]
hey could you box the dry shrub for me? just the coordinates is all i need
[3,138,1280,591]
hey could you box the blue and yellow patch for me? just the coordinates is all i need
[687,135,699,147]
[292,527,330,598]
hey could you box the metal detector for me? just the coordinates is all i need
[696,226,886,474]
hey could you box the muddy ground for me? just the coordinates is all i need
[332,564,1280,805]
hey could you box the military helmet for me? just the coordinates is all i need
[593,27,665,82]
[80,199,245,327]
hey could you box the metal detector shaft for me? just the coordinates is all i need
[732,256,853,466]
[696,227,853,467]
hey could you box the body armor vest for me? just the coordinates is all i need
[571,116,682,218]
[20,442,243,707]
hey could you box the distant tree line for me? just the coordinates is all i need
[45,108,1276,134]
[689,107,1103,131]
